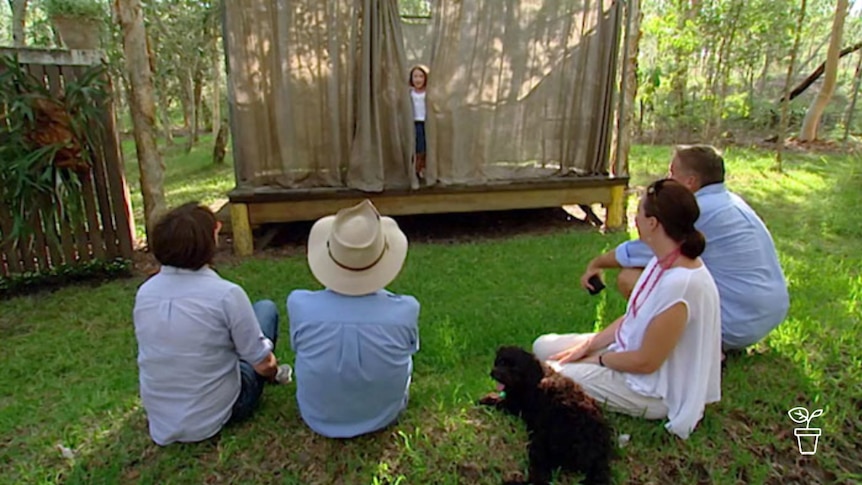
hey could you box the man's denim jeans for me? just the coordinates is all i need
[229,299,279,423]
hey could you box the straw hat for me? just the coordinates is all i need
[307,199,408,296]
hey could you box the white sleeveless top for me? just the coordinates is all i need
[609,257,722,439]
[411,89,426,121]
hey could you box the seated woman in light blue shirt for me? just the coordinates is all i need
[134,203,292,446]
[288,199,420,438]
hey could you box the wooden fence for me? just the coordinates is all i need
[0,48,135,278]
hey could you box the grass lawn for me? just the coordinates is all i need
[1,144,860,484]
[121,134,235,241]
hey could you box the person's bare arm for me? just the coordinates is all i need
[581,302,688,374]
[253,352,279,379]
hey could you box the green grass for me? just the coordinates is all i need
[121,134,235,240]
[1,145,860,484]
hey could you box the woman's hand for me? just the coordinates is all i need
[580,264,602,292]
[549,338,593,364]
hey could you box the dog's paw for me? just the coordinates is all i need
[478,392,503,406]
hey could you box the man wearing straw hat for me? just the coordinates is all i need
[288,199,420,438]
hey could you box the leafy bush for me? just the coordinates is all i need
[42,0,105,19]
[0,54,107,244]
[0,257,132,299]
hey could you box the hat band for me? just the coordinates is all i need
[327,240,389,272]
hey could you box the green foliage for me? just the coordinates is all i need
[42,0,105,19]
[399,0,431,17]
[0,257,131,299]
[0,55,108,246]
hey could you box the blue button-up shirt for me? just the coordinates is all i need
[615,183,789,348]
[134,266,273,445]
[288,289,420,438]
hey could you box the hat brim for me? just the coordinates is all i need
[307,216,408,296]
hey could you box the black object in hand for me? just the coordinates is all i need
[587,275,605,295]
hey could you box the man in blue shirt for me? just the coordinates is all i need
[288,199,420,438]
[581,145,789,350]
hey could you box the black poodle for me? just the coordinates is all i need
[479,345,613,485]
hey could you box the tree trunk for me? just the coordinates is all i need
[611,0,641,177]
[712,1,743,140]
[11,0,27,47]
[843,50,862,142]
[114,0,167,239]
[212,38,221,139]
[776,0,808,171]
[179,68,195,152]
[157,86,174,146]
[799,0,849,141]
[192,67,203,143]
[212,118,229,165]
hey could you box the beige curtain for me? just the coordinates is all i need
[425,0,619,185]
[223,0,619,191]
[224,0,413,191]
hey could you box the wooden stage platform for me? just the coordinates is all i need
[227,175,629,255]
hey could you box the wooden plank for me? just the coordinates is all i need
[39,201,65,267]
[0,205,24,274]
[605,185,626,230]
[99,77,135,257]
[58,209,78,265]
[65,66,95,262]
[80,175,106,259]
[0,48,103,67]
[87,104,119,258]
[229,176,629,203]
[30,208,52,271]
[248,185,617,225]
[25,63,46,85]
[44,64,63,97]
[230,204,254,256]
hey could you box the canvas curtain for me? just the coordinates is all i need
[424,0,619,185]
[224,0,413,191]
[224,0,619,191]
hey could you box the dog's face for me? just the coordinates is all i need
[490,346,546,393]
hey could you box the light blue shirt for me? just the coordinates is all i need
[288,289,420,438]
[615,183,789,348]
[134,266,273,445]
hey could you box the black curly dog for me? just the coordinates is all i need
[479,346,613,485]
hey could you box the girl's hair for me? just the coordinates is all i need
[643,179,705,258]
[408,65,429,87]
[150,202,218,270]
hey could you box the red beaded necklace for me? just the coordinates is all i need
[615,247,682,349]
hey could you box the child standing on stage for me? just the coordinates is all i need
[409,65,428,180]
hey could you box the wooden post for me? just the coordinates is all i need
[230,203,253,256]
[605,185,626,230]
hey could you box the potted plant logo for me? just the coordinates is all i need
[787,406,824,455]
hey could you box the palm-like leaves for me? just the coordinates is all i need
[0,54,107,248]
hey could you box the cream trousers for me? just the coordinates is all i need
[532,332,668,420]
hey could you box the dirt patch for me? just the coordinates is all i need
[130,207,603,276]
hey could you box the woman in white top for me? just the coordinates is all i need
[533,179,722,439]
[409,65,428,180]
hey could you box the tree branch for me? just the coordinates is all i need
[779,41,862,103]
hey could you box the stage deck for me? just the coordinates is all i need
[227,176,629,255]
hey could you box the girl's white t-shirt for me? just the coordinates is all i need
[608,257,722,439]
[411,89,426,121]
